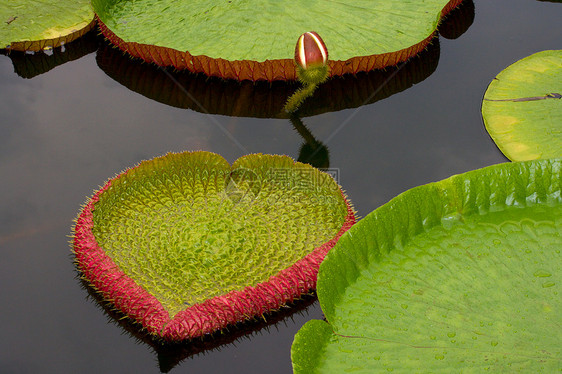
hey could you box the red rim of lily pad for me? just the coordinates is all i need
[73,153,356,341]
[96,0,463,81]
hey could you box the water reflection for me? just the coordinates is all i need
[0,30,98,79]
[290,115,331,169]
[438,0,475,40]
[96,38,441,118]
[78,276,317,373]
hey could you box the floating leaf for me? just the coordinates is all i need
[482,50,562,161]
[292,159,561,373]
[93,0,463,80]
[73,151,355,341]
[0,0,95,51]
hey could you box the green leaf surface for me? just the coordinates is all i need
[90,152,349,316]
[0,0,94,50]
[292,159,562,373]
[482,50,562,161]
[93,0,454,62]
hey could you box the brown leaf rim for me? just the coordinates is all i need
[96,0,464,81]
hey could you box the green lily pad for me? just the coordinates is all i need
[93,0,463,80]
[482,50,562,161]
[73,151,355,341]
[0,0,95,51]
[292,159,562,373]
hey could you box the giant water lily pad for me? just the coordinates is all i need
[0,0,95,51]
[292,159,561,373]
[93,0,463,81]
[482,50,562,161]
[73,151,355,341]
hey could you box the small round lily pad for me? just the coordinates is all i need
[0,0,95,51]
[93,0,463,80]
[482,50,562,161]
[292,158,561,373]
[73,151,355,341]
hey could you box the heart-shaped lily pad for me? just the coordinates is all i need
[93,0,463,81]
[1,0,95,51]
[482,50,562,161]
[73,151,355,341]
[292,159,561,373]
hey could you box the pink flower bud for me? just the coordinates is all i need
[294,31,328,70]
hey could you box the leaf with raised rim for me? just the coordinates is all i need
[292,159,562,373]
[73,151,355,341]
[93,0,464,80]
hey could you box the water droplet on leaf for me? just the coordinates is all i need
[533,269,552,277]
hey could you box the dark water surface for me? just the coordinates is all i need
[0,1,560,373]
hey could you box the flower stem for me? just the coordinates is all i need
[283,65,329,113]
[284,83,318,113]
